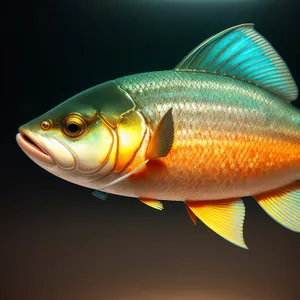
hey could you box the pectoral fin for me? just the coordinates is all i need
[146,108,174,160]
[254,182,300,232]
[185,199,247,249]
[139,198,164,210]
[97,108,174,191]
[92,191,108,200]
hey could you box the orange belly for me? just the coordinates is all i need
[127,129,300,201]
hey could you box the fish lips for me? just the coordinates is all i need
[16,129,55,167]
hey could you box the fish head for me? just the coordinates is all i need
[16,81,142,188]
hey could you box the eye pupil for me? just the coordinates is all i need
[62,115,86,137]
[68,122,79,133]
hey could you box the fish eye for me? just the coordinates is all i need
[62,114,87,138]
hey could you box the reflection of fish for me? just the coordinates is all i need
[16,24,300,248]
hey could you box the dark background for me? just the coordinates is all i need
[5,0,300,299]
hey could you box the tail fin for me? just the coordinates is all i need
[254,182,300,232]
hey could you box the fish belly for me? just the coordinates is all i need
[116,71,300,201]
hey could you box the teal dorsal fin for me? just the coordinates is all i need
[175,23,298,102]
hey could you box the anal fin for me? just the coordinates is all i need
[185,199,247,249]
[254,182,300,232]
[139,198,164,211]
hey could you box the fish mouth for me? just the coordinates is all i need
[16,129,55,166]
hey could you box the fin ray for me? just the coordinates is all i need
[139,198,164,211]
[175,23,298,102]
[92,191,108,200]
[146,108,174,160]
[185,199,247,249]
[254,182,300,232]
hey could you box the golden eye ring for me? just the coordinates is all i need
[41,120,51,131]
[62,114,87,138]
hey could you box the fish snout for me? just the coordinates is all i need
[16,125,55,166]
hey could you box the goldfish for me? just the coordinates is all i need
[17,24,300,248]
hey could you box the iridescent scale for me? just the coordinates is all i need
[116,70,300,200]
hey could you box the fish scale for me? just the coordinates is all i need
[116,70,300,201]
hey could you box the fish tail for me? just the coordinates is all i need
[254,182,300,233]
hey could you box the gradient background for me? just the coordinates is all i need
[5,0,300,299]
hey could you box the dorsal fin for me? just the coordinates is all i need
[175,23,298,102]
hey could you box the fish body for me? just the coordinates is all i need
[113,70,300,201]
[16,24,300,248]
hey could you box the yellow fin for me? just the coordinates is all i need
[185,199,247,249]
[139,198,164,211]
[146,108,174,160]
[185,202,197,225]
[254,182,300,233]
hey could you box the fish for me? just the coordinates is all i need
[16,23,300,249]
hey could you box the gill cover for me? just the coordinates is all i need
[65,81,147,176]
[115,109,147,172]
[76,81,149,177]
[98,108,174,191]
